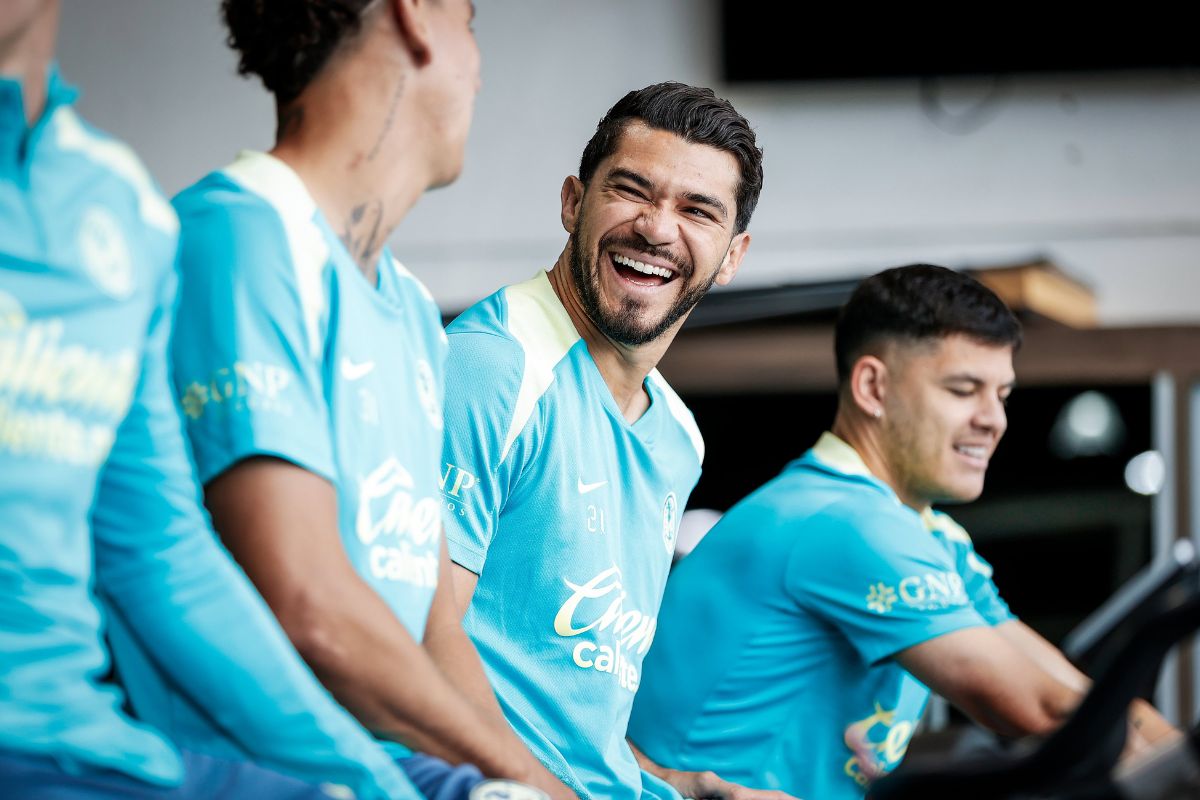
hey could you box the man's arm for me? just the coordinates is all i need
[204,457,574,796]
[896,625,1080,737]
[994,620,1179,748]
[93,269,414,800]
[897,621,1178,750]
[423,538,577,798]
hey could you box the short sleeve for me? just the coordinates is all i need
[786,500,990,665]
[440,329,527,574]
[170,191,334,484]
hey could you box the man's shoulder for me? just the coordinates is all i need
[749,462,926,552]
[447,271,581,392]
[925,509,975,547]
[47,106,178,244]
[172,162,330,296]
[173,157,293,238]
[784,456,908,518]
[646,370,705,466]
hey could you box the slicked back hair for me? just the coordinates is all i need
[578,82,764,234]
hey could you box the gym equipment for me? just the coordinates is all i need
[870,539,1200,799]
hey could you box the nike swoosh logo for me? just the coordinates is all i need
[340,357,376,381]
[577,478,608,494]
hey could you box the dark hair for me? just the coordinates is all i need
[835,264,1022,385]
[222,0,376,106]
[578,82,764,234]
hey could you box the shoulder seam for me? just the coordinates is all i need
[648,369,705,464]
[220,153,329,359]
[52,107,178,236]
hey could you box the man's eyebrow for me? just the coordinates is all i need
[683,190,728,218]
[607,168,652,190]
[943,373,1017,390]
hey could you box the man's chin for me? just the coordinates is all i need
[935,482,986,506]
[593,316,662,347]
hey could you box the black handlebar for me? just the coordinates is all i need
[870,540,1200,800]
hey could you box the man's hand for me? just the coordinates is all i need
[1122,698,1183,762]
[659,769,800,800]
[629,743,798,800]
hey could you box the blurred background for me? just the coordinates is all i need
[59,1,1200,724]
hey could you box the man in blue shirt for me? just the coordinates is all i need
[627,265,1177,799]
[106,3,568,799]
[0,2,415,797]
[442,83,790,800]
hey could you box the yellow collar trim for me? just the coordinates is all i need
[811,431,874,478]
[811,432,938,528]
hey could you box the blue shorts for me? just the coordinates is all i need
[0,748,344,798]
[396,753,485,800]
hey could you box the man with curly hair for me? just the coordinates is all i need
[108,2,571,799]
[0,1,416,797]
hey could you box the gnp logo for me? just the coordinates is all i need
[179,361,293,420]
[865,570,969,614]
[357,457,440,588]
[554,566,657,693]
[440,462,478,518]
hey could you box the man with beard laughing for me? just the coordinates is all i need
[439,83,790,800]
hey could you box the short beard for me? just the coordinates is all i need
[569,230,718,347]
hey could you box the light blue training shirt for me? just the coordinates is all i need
[109,150,448,765]
[0,70,411,799]
[628,432,1015,800]
[442,271,704,799]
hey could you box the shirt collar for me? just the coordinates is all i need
[808,431,938,529]
[1,63,79,175]
[811,431,875,478]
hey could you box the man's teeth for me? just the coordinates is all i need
[612,253,673,279]
[955,445,987,459]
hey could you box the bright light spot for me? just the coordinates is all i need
[1051,391,1124,457]
[1125,450,1166,496]
[1066,391,1112,439]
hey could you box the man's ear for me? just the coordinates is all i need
[560,175,585,234]
[713,231,750,287]
[390,0,433,67]
[848,354,889,419]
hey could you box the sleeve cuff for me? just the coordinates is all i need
[863,609,991,666]
[444,531,486,575]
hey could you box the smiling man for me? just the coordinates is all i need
[626,265,1175,799]
[439,83,787,799]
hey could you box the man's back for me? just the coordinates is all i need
[109,150,450,756]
